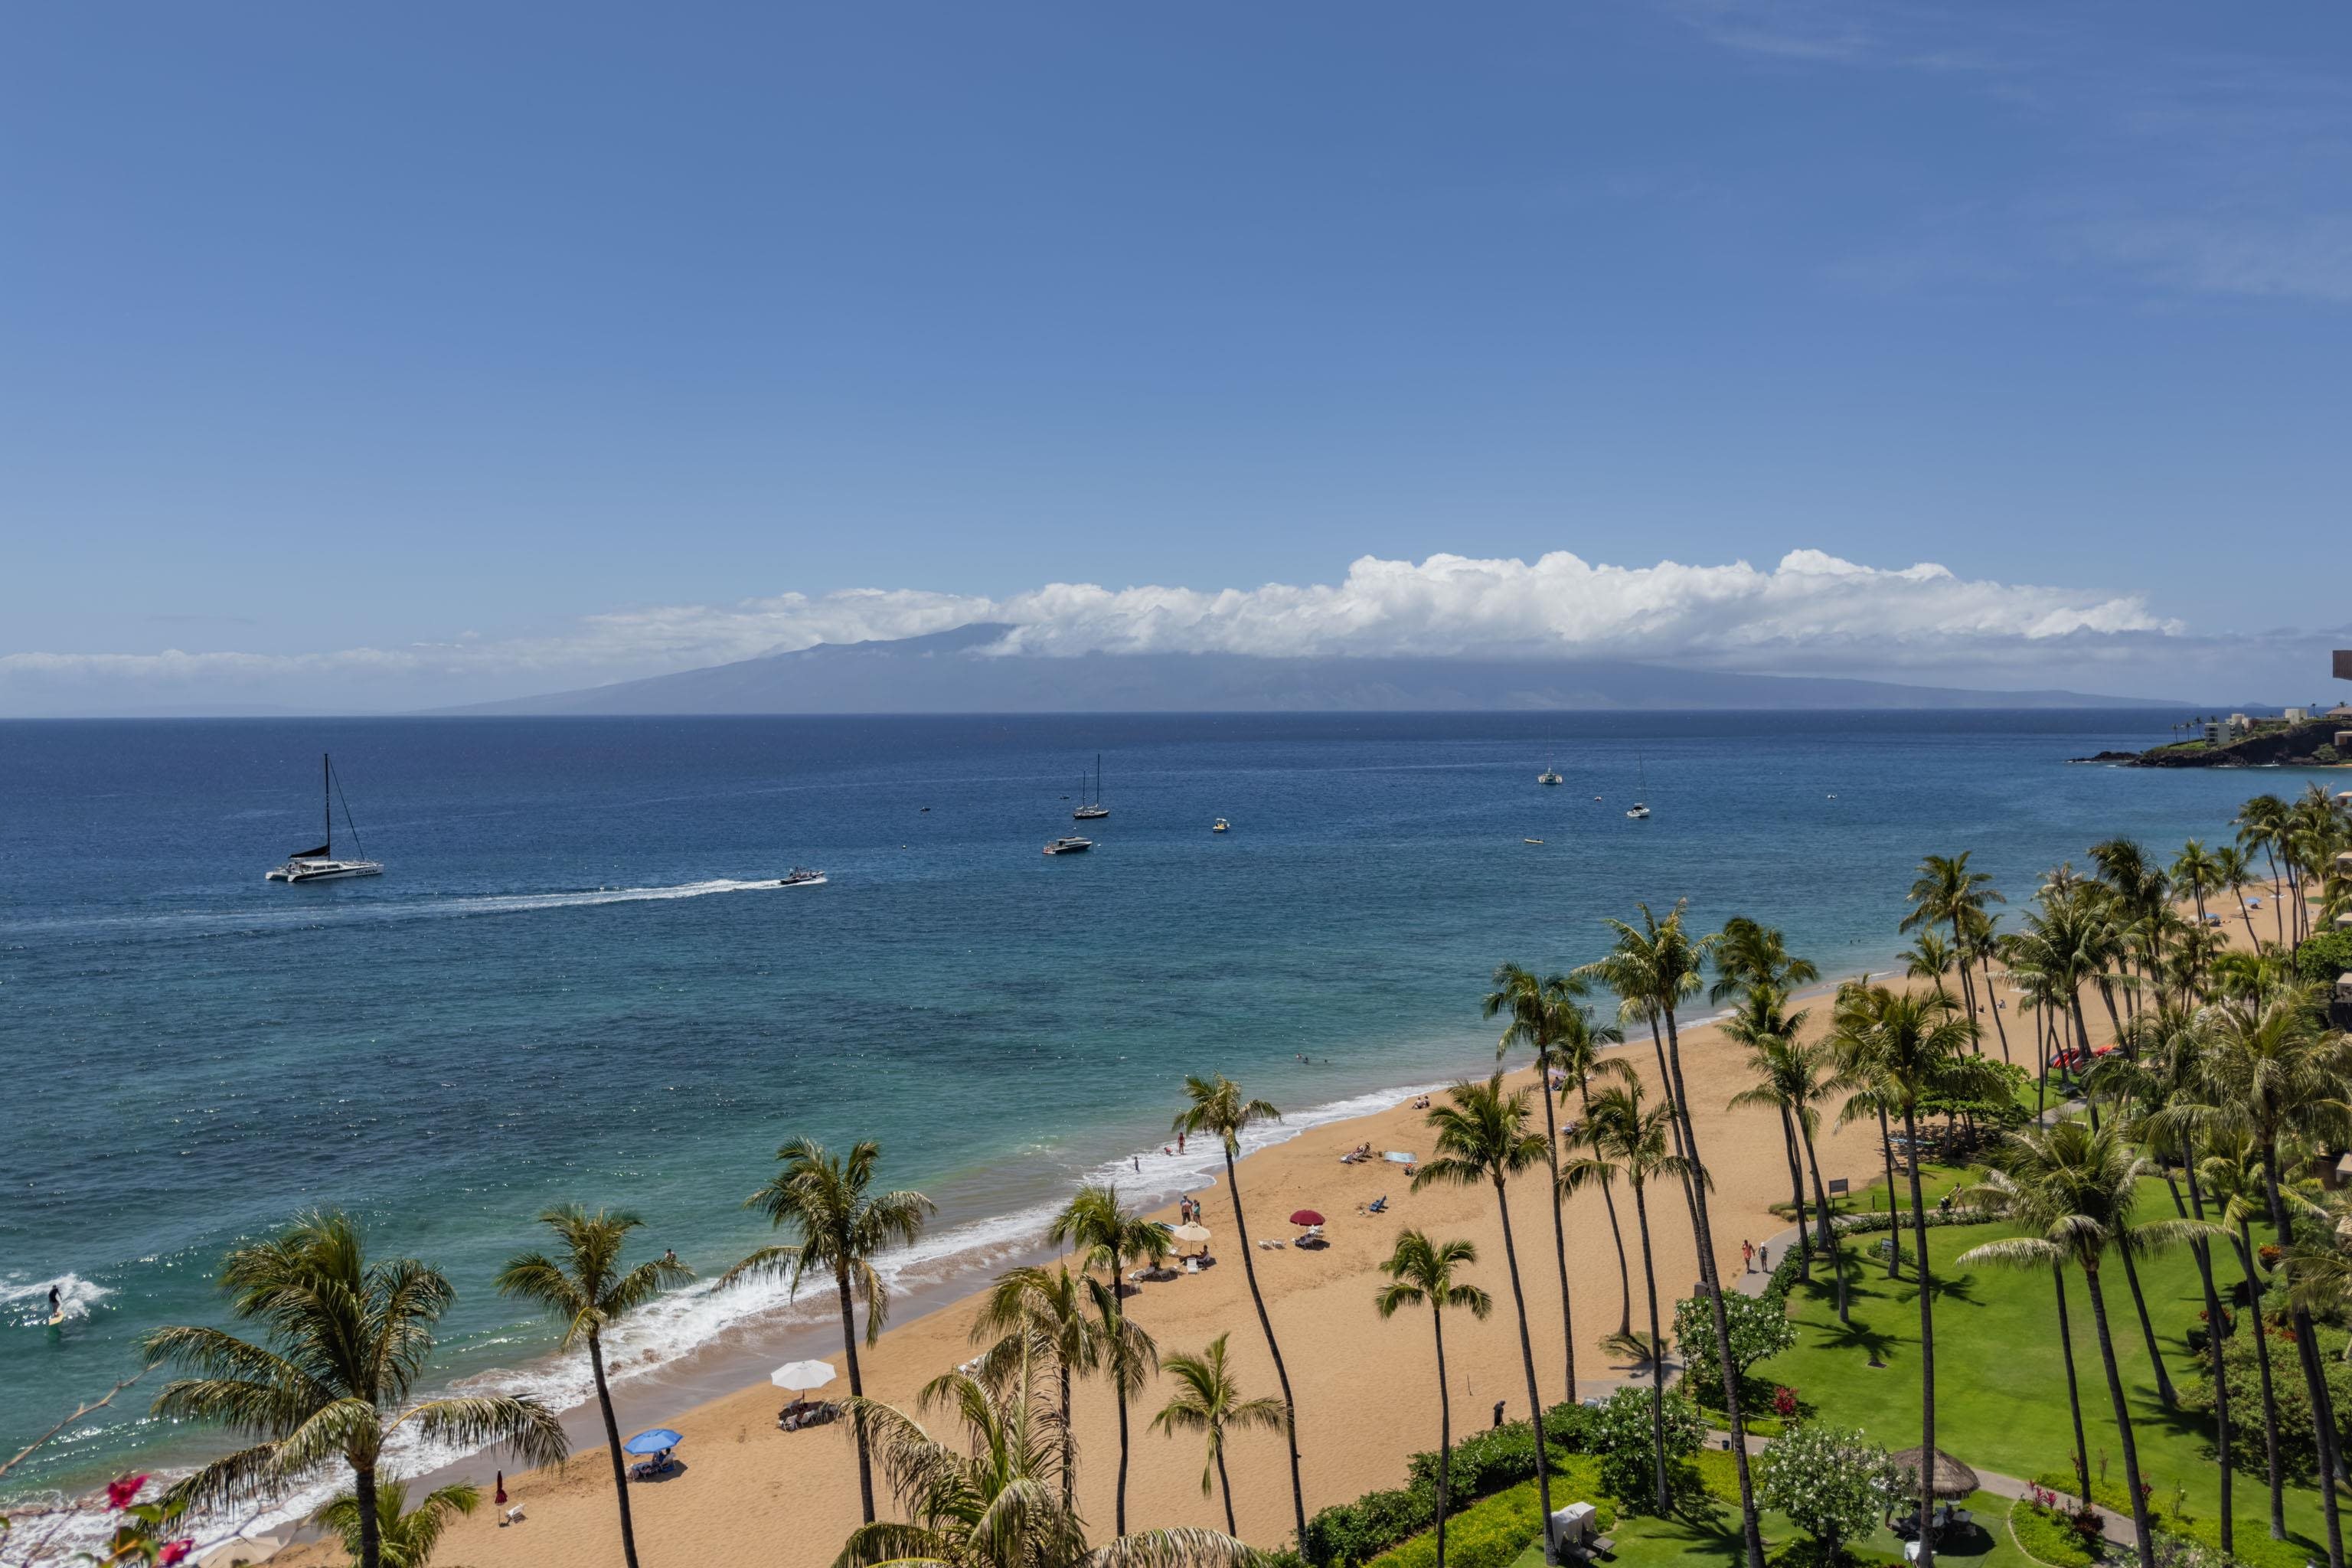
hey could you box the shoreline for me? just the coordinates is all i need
[9,949,1929,1563]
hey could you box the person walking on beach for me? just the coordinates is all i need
[1743,1239,1755,1274]
[1491,1400,1506,1429]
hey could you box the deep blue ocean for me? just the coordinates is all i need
[0,710,2290,1521]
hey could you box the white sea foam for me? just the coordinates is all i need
[7,878,795,941]
[2,1272,109,1328]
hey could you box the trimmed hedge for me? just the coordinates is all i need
[1302,1402,1594,1567]
[2007,1497,2099,1568]
[1363,1469,1613,1568]
[2031,1469,2311,1568]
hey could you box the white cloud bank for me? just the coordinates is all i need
[0,548,2295,714]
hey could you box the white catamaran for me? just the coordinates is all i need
[266,753,384,882]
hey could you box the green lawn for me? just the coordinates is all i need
[1751,1183,2331,1566]
[1498,1454,2030,1566]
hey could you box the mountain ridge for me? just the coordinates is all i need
[431,623,2172,714]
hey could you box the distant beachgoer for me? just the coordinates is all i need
[1742,1239,1755,1274]
[662,1249,678,1267]
[1491,1400,1506,1429]
[495,1470,508,1507]
[48,1285,62,1318]
[1759,1245,1769,1270]
[1178,1132,1186,1154]
[1132,1155,1142,1173]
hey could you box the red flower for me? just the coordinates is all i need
[158,1539,194,1566]
[106,1475,149,1509]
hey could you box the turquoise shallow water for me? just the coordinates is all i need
[0,710,2288,1520]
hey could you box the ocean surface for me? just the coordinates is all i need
[0,710,2298,1533]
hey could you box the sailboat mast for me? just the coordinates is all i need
[323,753,332,854]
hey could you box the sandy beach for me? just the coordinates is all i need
[256,1001,1899,1568]
[255,881,2290,1568]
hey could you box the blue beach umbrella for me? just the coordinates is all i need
[624,1429,684,1455]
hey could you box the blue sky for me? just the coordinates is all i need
[4,2,2347,710]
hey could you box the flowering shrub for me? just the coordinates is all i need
[1587,1387,1703,1508]
[82,1474,194,1567]
[1754,1423,1906,1557]
[1772,1386,1800,1419]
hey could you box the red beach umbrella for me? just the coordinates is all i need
[1289,1210,1325,1227]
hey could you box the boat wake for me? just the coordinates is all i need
[8,879,795,942]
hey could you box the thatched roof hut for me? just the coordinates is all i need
[1890,1446,1981,1499]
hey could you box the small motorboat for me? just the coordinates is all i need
[1537,766,1563,786]
[1044,836,1094,855]
[1212,818,1230,833]
[778,867,828,887]
[1625,803,1651,820]
[1524,838,1544,845]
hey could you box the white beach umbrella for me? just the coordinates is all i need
[197,1536,283,1568]
[1171,1223,1212,1243]
[771,1359,838,1393]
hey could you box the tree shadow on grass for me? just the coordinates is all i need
[1815,1312,1903,1370]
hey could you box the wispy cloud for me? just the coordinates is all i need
[0,549,2204,711]
[1665,1,2352,308]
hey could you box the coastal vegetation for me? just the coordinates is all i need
[18,780,2352,1568]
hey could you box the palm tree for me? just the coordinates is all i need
[1414,1074,1558,1534]
[1043,1184,1174,1530]
[1174,1073,1306,1547]
[1900,933,1958,1002]
[1150,1334,1287,1537]
[973,1265,1099,1513]
[1577,903,1763,1568]
[313,1478,479,1568]
[2215,844,2262,949]
[1726,993,1848,1324]
[143,1212,568,1568]
[1836,985,1988,1568]
[1903,853,2005,1047]
[2201,988,2352,1567]
[1710,916,1821,1001]
[1486,962,1612,1400]
[1563,1070,1697,1514]
[722,1138,936,1525]
[2199,1131,2308,1540]
[1962,909,2014,1065]
[1829,982,1907,1278]
[1554,1017,1635,1338]
[1956,1167,2092,1501]
[1091,1271,1160,1537]
[838,1372,1253,1568]
[2236,794,2292,948]
[1374,1231,1492,1568]
[1957,1119,2213,1568]
[495,1206,693,1568]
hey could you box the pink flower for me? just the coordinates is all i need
[106,1475,149,1509]
[158,1539,194,1566]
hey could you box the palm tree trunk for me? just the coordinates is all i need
[1877,1106,1903,1279]
[2052,1268,2090,1501]
[1631,1175,1669,1514]
[1581,1080,1634,1338]
[1779,1107,1811,1283]
[838,1267,874,1525]
[589,1331,642,1568]
[1060,1363,1075,1512]
[1797,1119,1850,1325]
[2233,1225,2288,1539]
[1224,1144,1308,1548]
[1949,916,1981,1050]
[1658,1005,1765,1568]
[2188,1230,2233,1556]
[1490,1174,1554,1544]
[2082,1266,2159,1568]
[1536,1057,1578,1403]
[1646,1014,1698,1227]
[1433,1307,1452,1568]
[1903,1103,1938,1568]
[2265,854,2286,946]
[1978,954,2011,1064]
[2113,1226,2177,1407]
[1114,1379,1134,1537]
[1216,1443,1237,1537]
[354,1460,384,1568]
[2263,1142,2346,1568]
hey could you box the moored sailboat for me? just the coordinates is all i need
[265,754,384,881]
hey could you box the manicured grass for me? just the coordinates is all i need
[1497,1466,2029,1566]
[1750,1181,2332,1566]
